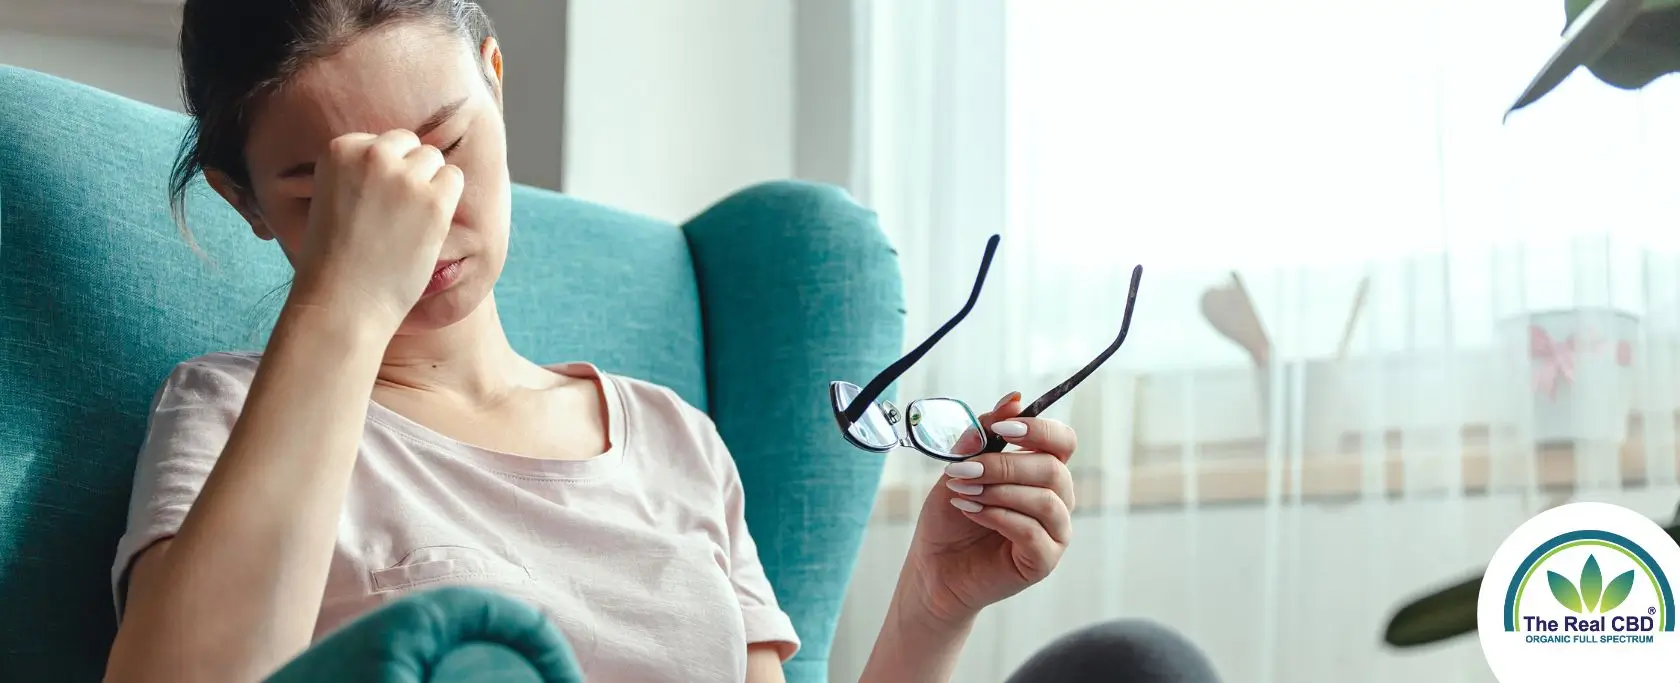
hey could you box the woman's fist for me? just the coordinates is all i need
[290,129,464,333]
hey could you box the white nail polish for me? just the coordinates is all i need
[946,480,984,496]
[945,461,984,479]
[991,420,1028,438]
[950,498,983,513]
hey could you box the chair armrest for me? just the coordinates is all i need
[683,180,905,682]
[265,587,583,683]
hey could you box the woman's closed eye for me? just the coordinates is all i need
[284,135,464,205]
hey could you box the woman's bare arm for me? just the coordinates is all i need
[104,303,389,683]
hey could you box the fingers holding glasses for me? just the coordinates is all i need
[943,450,1075,513]
[987,416,1077,463]
[946,482,1072,545]
[952,503,1066,581]
[949,392,1022,454]
[977,391,1023,427]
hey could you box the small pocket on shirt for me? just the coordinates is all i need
[370,545,532,593]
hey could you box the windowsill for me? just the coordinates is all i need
[869,417,1680,522]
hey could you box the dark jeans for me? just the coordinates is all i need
[1005,620,1222,683]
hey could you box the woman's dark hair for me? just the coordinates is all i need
[169,0,495,228]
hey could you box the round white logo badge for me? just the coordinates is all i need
[1478,502,1680,682]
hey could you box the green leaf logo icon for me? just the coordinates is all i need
[1549,570,1584,613]
[1547,555,1638,614]
[1601,570,1637,612]
[1581,556,1603,612]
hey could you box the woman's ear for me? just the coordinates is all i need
[205,169,274,240]
[480,36,504,102]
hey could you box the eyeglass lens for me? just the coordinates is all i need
[906,398,985,458]
[832,381,897,449]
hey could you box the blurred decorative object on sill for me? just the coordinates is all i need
[1513,307,1640,445]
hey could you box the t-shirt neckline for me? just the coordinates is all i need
[363,361,627,481]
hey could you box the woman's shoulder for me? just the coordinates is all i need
[578,368,744,481]
[605,371,698,411]
[153,351,264,402]
[557,363,723,443]
[549,363,699,416]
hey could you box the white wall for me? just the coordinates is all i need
[3,1,858,218]
[0,30,182,111]
[562,0,796,223]
[793,0,858,190]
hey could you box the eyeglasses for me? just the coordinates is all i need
[830,235,1142,462]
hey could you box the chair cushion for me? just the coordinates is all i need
[683,181,905,678]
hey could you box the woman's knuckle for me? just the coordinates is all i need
[1031,487,1058,512]
[987,456,1014,483]
[391,172,420,193]
[1042,419,1077,452]
[367,150,401,173]
[427,191,455,214]
[329,133,367,155]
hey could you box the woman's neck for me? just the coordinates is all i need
[376,295,534,404]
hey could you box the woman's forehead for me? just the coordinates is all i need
[246,26,480,161]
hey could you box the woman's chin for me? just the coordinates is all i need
[396,280,493,334]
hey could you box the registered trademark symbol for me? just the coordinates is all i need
[1650,607,1658,615]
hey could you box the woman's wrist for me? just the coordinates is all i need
[897,565,980,634]
[278,286,400,354]
[859,562,978,683]
[893,585,977,645]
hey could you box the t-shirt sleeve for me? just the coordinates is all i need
[711,429,802,661]
[110,357,248,621]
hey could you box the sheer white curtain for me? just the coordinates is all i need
[832,1,1680,682]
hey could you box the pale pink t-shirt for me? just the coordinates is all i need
[111,351,800,682]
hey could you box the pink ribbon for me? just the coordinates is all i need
[1529,325,1631,401]
[1530,326,1577,402]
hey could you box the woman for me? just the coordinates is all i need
[103,2,1221,682]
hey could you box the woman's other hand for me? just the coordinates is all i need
[903,392,1078,626]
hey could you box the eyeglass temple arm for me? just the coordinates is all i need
[982,264,1143,453]
[842,234,1002,424]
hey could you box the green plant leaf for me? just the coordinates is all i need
[1564,0,1680,28]
[1550,571,1585,612]
[1600,570,1637,612]
[1385,575,1482,647]
[1581,555,1604,611]
[1581,6,1680,90]
[1510,0,1648,116]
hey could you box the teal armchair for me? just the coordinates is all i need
[0,66,904,682]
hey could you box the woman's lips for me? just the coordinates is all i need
[424,258,465,296]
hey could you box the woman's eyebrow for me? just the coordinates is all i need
[277,96,470,179]
[414,96,469,138]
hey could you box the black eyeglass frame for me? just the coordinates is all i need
[830,234,1143,461]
